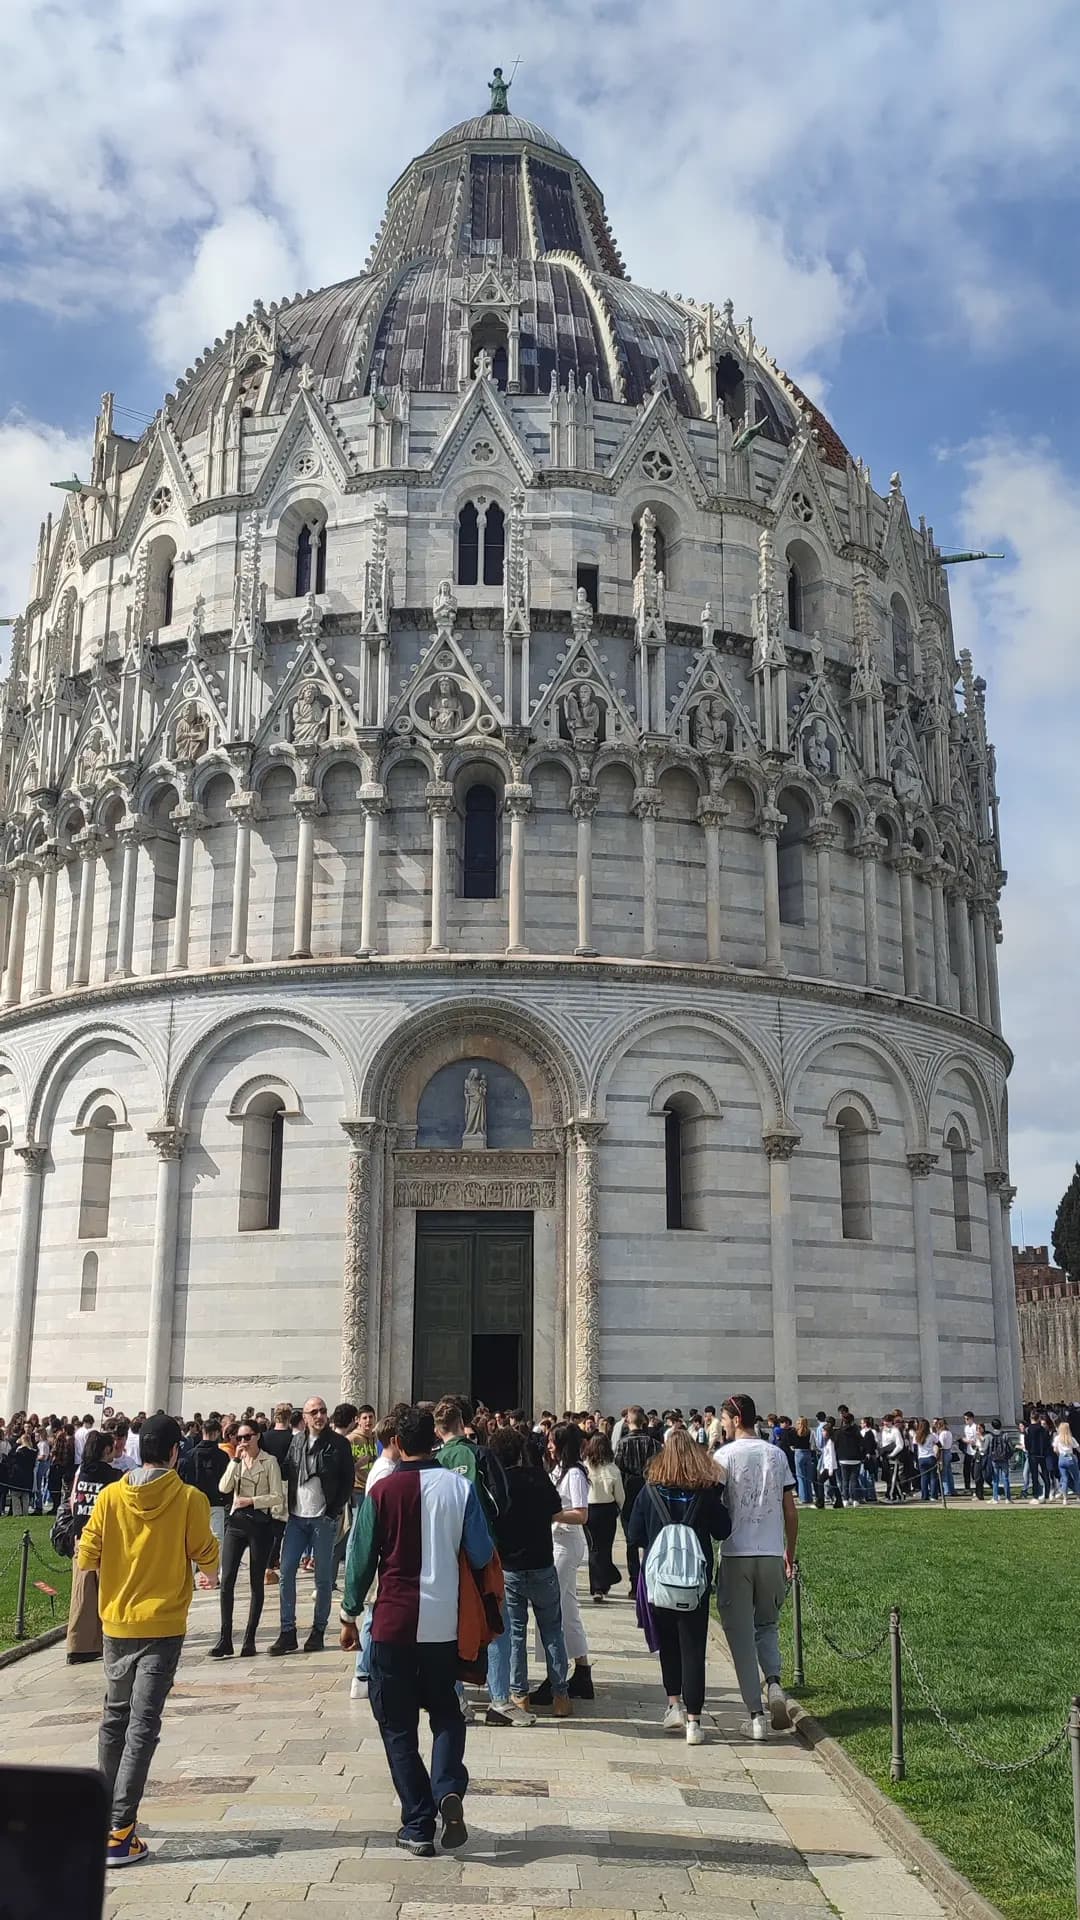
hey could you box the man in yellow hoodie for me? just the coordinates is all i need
[77,1411,219,1868]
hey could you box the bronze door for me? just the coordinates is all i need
[413,1211,532,1409]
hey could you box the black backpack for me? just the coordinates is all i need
[989,1429,1012,1465]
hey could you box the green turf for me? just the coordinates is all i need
[779,1508,1078,1920]
[0,1514,72,1651]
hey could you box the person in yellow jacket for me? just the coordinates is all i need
[77,1411,219,1870]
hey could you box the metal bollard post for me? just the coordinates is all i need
[792,1560,805,1688]
[889,1606,905,1782]
[1060,1697,1068,1920]
[15,1528,31,1641]
[1070,1695,1080,1920]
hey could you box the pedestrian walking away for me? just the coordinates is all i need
[713,1393,798,1742]
[76,1412,219,1869]
[63,1429,121,1663]
[627,1428,730,1745]
[339,1404,494,1857]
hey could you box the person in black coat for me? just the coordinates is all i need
[615,1408,661,1594]
[269,1396,354,1655]
[626,1430,730,1745]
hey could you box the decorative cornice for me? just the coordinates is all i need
[393,1147,558,1211]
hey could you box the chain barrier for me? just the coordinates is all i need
[797,1567,891,1662]
[27,1536,72,1581]
[897,1621,1072,1775]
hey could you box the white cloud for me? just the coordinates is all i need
[148,207,301,373]
[0,414,92,665]
[952,436,1080,1241]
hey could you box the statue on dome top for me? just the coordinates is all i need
[488,67,511,114]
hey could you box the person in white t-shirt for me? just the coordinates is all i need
[713,1392,798,1742]
[74,1415,97,1465]
[345,1413,401,1700]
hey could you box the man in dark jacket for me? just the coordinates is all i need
[269,1396,354,1656]
[181,1420,230,1558]
[615,1408,660,1594]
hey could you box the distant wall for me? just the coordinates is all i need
[1018,1297,1080,1402]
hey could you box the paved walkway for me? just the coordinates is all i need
[6,1579,951,1920]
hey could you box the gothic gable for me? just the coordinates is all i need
[427,377,536,488]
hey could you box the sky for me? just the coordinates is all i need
[0,0,1078,1243]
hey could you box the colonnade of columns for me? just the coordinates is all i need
[0,783,1003,1035]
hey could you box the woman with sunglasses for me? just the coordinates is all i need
[209,1422,287,1658]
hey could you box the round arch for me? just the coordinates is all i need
[168,1006,356,1127]
[785,1023,925,1151]
[28,1026,164,1145]
[361,997,583,1128]
[927,1052,1001,1168]
[592,1006,782,1129]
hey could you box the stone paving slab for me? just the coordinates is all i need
[0,1569,954,1920]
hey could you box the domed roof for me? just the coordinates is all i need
[420,112,573,163]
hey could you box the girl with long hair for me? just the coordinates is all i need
[583,1431,624,1601]
[1053,1421,1080,1502]
[531,1422,594,1704]
[626,1429,729,1745]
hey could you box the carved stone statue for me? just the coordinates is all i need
[488,66,511,113]
[462,1067,488,1149]
[433,578,457,632]
[429,675,464,736]
[563,685,601,750]
[173,700,210,765]
[291,680,328,751]
[571,585,593,640]
[693,695,729,754]
[78,728,108,789]
[700,602,716,648]
[804,715,835,777]
[891,745,921,806]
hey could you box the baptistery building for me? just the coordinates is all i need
[0,85,1020,1421]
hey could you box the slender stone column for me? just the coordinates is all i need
[764,1129,800,1414]
[290,792,320,960]
[895,851,920,997]
[997,1177,1022,1414]
[633,789,661,958]
[571,1119,606,1409]
[927,865,951,1008]
[2,862,32,1008]
[986,913,1003,1034]
[5,1144,47,1415]
[571,785,598,957]
[698,798,729,964]
[112,821,144,981]
[972,900,992,1028]
[985,1168,1018,1418]
[757,809,785,974]
[144,1125,186,1412]
[953,885,977,1018]
[907,1151,942,1414]
[32,851,60,999]
[340,1119,383,1401]
[807,823,836,979]
[505,784,531,955]
[0,874,13,984]
[72,829,101,987]
[356,789,386,958]
[169,807,204,972]
[227,792,260,964]
[426,784,452,954]
[855,834,882,988]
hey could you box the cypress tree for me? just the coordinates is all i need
[1052,1162,1080,1281]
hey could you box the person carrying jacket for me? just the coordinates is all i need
[269,1394,354,1656]
[77,1412,219,1869]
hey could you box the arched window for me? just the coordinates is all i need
[662,1094,706,1231]
[715,352,746,425]
[787,563,803,632]
[80,1251,99,1313]
[145,536,177,633]
[947,1128,972,1252]
[836,1107,872,1241]
[631,515,668,580]
[162,558,175,627]
[238,1092,286,1232]
[471,314,509,390]
[79,1106,116,1239]
[462,784,498,898]
[482,502,505,585]
[295,519,327,597]
[777,792,808,925]
[891,595,912,683]
[665,1104,685,1229]
[457,502,480,585]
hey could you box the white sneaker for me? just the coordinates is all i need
[487,1701,536,1728]
[685,1718,705,1746]
[349,1677,368,1700]
[740,1712,770,1741]
[767,1680,790,1731]
[662,1701,686,1733]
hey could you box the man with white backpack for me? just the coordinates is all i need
[626,1430,730,1746]
[714,1393,798,1742]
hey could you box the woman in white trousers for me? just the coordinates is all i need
[532,1422,594,1702]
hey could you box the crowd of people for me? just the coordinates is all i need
[2,1387,1078,1872]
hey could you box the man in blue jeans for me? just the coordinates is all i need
[485,1426,572,1720]
[269,1395,353,1655]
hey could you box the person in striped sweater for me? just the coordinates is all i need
[339,1405,494,1857]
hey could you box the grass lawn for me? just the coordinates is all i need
[782,1507,1077,1920]
[0,1513,72,1652]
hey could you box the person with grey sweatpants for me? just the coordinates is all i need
[713,1392,798,1741]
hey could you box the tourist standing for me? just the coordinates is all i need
[210,1421,286,1658]
[914,1420,941,1501]
[183,1418,231,1558]
[714,1393,797,1742]
[627,1429,730,1746]
[76,1413,219,1868]
[834,1413,863,1508]
[816,1418,842,1509]
[484,1424,569,1723]
[961,1412,979,1495]
[615,1407,661,1593]
[339,1406,493,1857]
[790,1418,816,1506]
[271,1396,354,1655]
[584,1431,624,1601]
[65,1430,120,1664]
[1053,1420,1080,1502]
[532,1422,593,1702]
[987,1419,1013,1502]
[935,1418,955,1498]
[858,1418,879,1503]
[258,1401,293,1587]
[6,1429,36,1515]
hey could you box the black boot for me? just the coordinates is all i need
[208,1638,233,1659]
[303,1627,325,1653]
[239,1637,258,1657]
[529,1678,553,1707]
[568,1663,594,1700]
[267,1628,298,1657]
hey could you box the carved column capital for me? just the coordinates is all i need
[504,783,532,819]
[357,784,388,819]
[755,806,785,841]
[570,1117,606,1149]
[147,1123,186,1162]
[36,845,62,875]
[14,1143,47,1174]
[853,832,883,862]
[697,798,731,831]
[570,784,599,821]
[227,789,265,824]
[116,814,150,849]
[170,803,207,836]
[891,846,921,876]
[985,1166,1015,1201]
[906,1150,938,1179]
[291,789,324,823]
[805,822,838,851]
[762,1128,800,1162]
[341,1117,384,1153]
[425,782,454,820]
